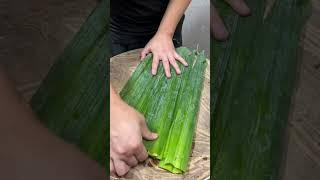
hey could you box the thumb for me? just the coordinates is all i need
[140,120,158,140]
[140,47,151,61]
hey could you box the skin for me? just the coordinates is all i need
[109,0,251,177]
[110,85,158,177]
[140,0,191,78]
[211,0,251,40]
[0,65,107,180]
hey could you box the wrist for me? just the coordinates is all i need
[156,28,174,38]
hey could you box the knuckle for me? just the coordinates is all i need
[128,141,140,150]
[162,58,169,63]
[141,152,148,160]
[118,165,129,176]
[115,146,127,155]
[152,59,159,64]
[117,168,127,176]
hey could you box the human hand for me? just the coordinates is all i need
[110,98,158,177]
[211,0,251,40]
[140,32,188,78]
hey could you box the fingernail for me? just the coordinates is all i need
[242,7,251,16]
[237,1,251,16]
[152,133,158,139]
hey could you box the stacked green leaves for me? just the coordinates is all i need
[31,0,108,166]
[212,0,310,179]
[120,47,207,173]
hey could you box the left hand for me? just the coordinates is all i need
[140,32,188,78]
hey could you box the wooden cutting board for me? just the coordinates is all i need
[110,49,210,180]
[1,0,320,179]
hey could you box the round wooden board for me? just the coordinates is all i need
[2,0,320,179]
[110,49,210,180]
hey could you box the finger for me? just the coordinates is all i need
[225,0,251,16]
[140,47,151,60]
[140,119,158,141]
[168,55,181,75]
[113,159,130,177]
[110,159,116,177]
[173,52,188,66]
[151,54,159,75]
[211,5,229,41]
[162,57,171,78]
[134,143,149,162]
[125,156,138,167]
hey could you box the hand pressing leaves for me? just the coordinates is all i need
[110,99,158,177]
[140,33,188,78]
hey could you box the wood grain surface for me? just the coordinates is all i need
[282,0,320,179]
[0,0,319,179]
[110,49,210,180]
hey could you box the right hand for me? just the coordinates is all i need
[110,99,158,177]
[211,0,251,41]
[140,32,188,78]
